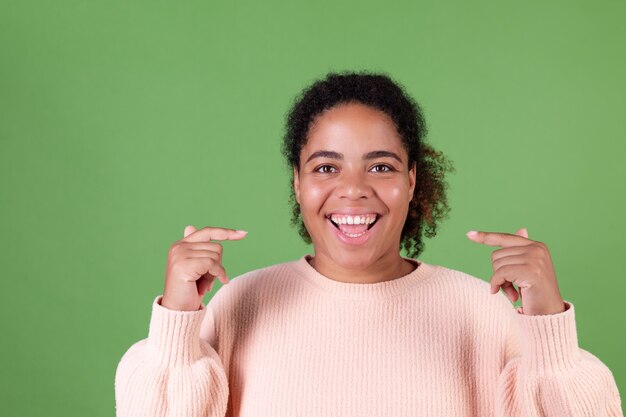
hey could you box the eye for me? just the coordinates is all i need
[314,165,337,174]
[370,164,394,173]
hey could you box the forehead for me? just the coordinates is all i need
[304,102,405,154]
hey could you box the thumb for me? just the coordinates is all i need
[184,225,197,238]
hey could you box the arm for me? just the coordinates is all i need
[495,300,623,417]
[114,295,229,417]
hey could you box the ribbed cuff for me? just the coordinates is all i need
[147,294,207,367]
[516,300,581,375]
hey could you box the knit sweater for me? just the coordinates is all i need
[115,254,623,417]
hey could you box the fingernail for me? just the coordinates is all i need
[466,230,478,238]
[235,230,248,235]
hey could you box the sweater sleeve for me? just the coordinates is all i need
[495,300,623,417]
[114,295,229,417]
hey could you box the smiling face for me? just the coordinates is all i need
[293,101,416,271]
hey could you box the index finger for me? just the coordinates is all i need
[466,230,533,248]
[184,227,248,242]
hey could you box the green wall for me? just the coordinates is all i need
[1,0,624,415]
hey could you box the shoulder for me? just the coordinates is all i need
[206,258,300,309]
[427,262,514,315]
[428,262,491,292]
[229,258,298,290]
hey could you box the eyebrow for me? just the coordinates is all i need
[305,150,403,164]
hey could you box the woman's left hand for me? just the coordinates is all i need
[466,228,566,316]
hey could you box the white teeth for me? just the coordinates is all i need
[340,228,366,237]
[330,214,377,225]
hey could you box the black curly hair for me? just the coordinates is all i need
[281,70,455,258]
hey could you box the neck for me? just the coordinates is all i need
[308,250,417,284]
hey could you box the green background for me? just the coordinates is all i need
[1,0,624,415]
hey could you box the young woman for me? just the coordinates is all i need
[115,71,623,417]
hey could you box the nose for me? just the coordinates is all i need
[336,170,373,200]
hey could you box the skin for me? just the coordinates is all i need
[161,225,247,311]
[293,102,417,284]
[467,227,566,315]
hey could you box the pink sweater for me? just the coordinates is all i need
[115,255,623,416]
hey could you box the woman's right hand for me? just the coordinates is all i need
[161,225,248,311]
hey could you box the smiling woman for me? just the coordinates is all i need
[115,71,624,417]
[283,72,454,263]
[293,102,421,282]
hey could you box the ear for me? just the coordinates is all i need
[293,165,301,204]
[408,161,416,202]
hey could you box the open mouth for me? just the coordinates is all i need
[325,214,381,239]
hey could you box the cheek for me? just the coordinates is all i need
[378,183,411,213]
[299,180,329,213]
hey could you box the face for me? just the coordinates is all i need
[293,102,416,269]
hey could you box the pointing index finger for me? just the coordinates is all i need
[466,230,532,247]
[184,227,248,242]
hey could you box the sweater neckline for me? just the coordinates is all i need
[290,253,438,299]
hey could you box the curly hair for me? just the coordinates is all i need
[281,70,455,258]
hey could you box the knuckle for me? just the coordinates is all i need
[492,256,502,269]
[534,245,546,257]
[208,258,223,272]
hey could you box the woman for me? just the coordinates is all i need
[115,71,623,417]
